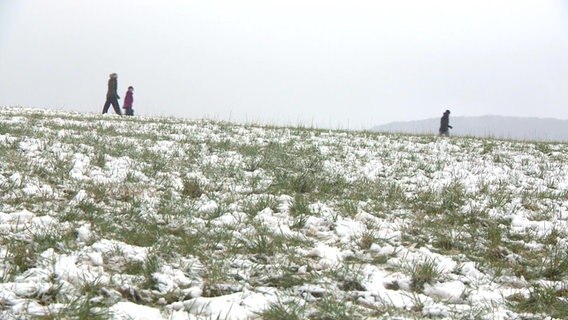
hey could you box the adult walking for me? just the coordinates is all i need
[102,73,122,115]
[439,109,453,137]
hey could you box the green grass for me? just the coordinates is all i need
[509,284,568,319]
[258,298,307,320]
[409,259,442,292]
[2,108,568,319]
[311,295,360,320]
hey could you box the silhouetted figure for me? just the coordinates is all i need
[439,109,453,136]
[102,73,122,115]
[123,86,134,116]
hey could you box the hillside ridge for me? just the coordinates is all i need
[373,114,568,142]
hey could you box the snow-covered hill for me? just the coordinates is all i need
[1,107,567,319]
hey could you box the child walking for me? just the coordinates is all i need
[123,86,134,116]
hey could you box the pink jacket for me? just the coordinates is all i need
[123,91,133,109]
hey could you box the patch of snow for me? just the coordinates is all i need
[110,301,164,320]
[174,289,276,320]
[423,280,466,303]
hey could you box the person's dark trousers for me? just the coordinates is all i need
[125,108,134,116]
[102,98,122,115]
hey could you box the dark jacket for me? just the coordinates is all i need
[440,113,451,132]
[106,78,119,99]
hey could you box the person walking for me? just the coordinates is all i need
[102,73,122,115]
[439,109,453,137]
[123,86,134,116]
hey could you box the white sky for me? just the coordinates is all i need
[1,0,567,129]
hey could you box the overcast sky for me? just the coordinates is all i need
[1,0,567,129]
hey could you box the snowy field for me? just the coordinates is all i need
[0,107,567,319]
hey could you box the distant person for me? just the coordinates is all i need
[102,73,122,115]
[439,109,453,136]
[123,86,134,116]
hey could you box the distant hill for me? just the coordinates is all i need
[372,115,568,142]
